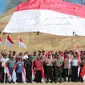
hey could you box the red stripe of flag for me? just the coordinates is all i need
[16,0,85,18]
[7,35,14,44]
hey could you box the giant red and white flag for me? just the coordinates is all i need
[5,35,14,46]
[3,0,85,36]
[19,37,27,49]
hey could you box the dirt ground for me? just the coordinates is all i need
[1,33,85,53]
[1,82,85,85]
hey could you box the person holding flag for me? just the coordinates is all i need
[24,54,32,83]
[8,55,15,82]
[16,53,23,83]
[1,53,9,83]
[79,51,85,82]
[33,56,44,83]
[0,34,14,83]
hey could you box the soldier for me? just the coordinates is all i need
[1,53,9,83]
[32,52,38,61]
[81,52,85,67]
[63,53,69,82]
[54,53,63,83]
[45,54,53,83]
[71,55,78,82]
[24,55,32,83]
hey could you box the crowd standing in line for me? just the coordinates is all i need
[0,50,85,83]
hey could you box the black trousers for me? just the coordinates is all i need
[43,62,47,78]
[26,68,32,82]
[0,66,3,82]
[46,66,52,82]
[1,67,4,82]
[0,67,8,83]
[35,70,42,83]
[78,67,83,82]
[63,68,71,81]
[54,66,62,83]
[52,65,56,81]
[72,66,78,82]
[64,69,68,81]
[17,73,22,83]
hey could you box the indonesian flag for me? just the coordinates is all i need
[41,65,44,78]
[46,51,51,58]
[12,64,17,82]
[76,48,81,66]
[3,0,85,36]
[32,62,35,80]
[0,38,3,45]
[22,64,26,82]
[5,62,11,81]
[76,48,81,77]
[5,35,14,46]
[80,65,85,80]
[19,38,27,49]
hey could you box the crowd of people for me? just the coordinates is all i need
[0,50,85,83]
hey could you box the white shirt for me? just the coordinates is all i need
[23,54,28,60]
[1,57,9,73]
[72,59,78,66]
[1,57,9,67]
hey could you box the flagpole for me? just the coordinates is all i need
[4,70,6,83]
[4,39,6,50]
[3,34,7,52]
[18,35,21,53]
[4,35,7,84]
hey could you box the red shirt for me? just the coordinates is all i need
[35,59,43,71]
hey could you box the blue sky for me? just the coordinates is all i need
[0,0,9,15]
[0,0,85,15]
[65,0,83,4]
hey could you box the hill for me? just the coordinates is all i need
[0,5,85,52]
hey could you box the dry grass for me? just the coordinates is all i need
[0,33,85,53]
